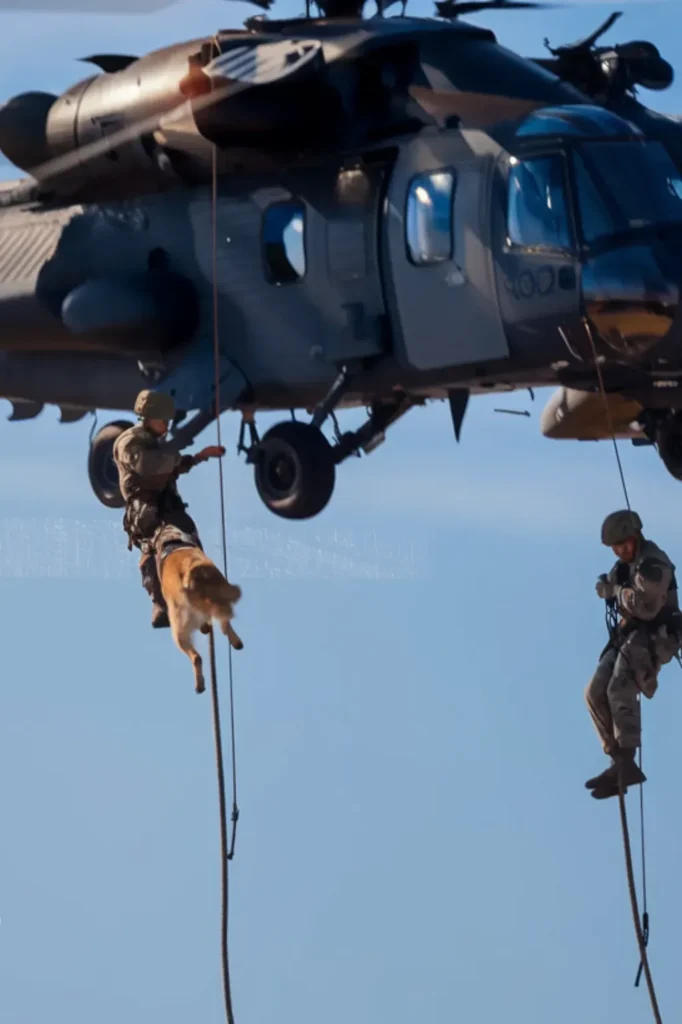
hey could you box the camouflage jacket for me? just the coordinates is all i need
[606,536,679,626]
[113,423,194,505]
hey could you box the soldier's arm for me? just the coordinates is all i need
[616,556,672,621]
[116,436,185,478]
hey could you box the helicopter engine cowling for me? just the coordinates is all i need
[0,38,217,195]
[0,33,346,198]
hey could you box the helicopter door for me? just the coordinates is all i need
[381,133,509,371]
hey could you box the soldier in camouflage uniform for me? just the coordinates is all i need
[113,390,225,629]
[586,509,681,799]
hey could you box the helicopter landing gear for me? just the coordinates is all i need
[88,419,134,508]
[235,367,353,522]
[247,418,336,520]
[331,393,415,464]
[237,391,417,521]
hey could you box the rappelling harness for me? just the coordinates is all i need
[601,562,682,671]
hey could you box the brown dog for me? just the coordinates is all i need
[158,535,243,694]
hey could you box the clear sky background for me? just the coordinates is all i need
[1,1,682,1022]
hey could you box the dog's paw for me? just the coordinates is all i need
[195,675,206,695]
[232,636,244,651]
[200,623,211,635]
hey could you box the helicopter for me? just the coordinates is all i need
[518,9,682,473]
[1,0,682,520]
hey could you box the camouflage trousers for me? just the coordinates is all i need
[585,627,677,754]
[134,505,200,610]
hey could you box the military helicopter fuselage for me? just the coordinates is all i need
[1,10,682,519]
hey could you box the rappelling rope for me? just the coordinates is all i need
[206,127,240,1024]
[586,324,662,1023]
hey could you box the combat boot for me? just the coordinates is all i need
[615,747,646,787]
[585,761,618,791]
[588,748,646,800]
[151,603,170,629]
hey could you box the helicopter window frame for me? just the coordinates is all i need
[504,152,576,256]
[405,168,457,267]
[261,200,307,286]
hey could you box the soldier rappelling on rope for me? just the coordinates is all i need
[113,390,225,628]
[586,510,682,800]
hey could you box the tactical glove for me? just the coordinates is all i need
[596,574,615,600]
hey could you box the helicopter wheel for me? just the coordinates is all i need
[253,420,335,520]
[88,420,134,509]
[654,412,682,482]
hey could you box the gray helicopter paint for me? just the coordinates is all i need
[0,161,389,412]
[0,15,680,443]
[0,203,78,285]
[0,350,143,412]
[382,127,508,371]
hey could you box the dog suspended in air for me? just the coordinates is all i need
[155,525,243,694]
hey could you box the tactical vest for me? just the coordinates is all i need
[615,557,680,633]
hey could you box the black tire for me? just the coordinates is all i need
[88,419,134,509]
[254,420,335,520]
[656,414,682,482]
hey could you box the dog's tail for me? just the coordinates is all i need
[184,562,242,605]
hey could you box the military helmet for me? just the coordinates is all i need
[133,389,175,421]
[601,509,643,546]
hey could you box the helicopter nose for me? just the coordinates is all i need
[582,235,682,363]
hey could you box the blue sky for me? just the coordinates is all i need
[1,2,682,1022]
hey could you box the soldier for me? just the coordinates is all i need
[585,509,681,799]
[113,389,225,629]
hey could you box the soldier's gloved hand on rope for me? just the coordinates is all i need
[596,574,615,600]
[193,445,226,464]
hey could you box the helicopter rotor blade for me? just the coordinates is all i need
[0,0,274,10]
[0,0,671,9]
[545,10,623,55]
[436,0,558,19]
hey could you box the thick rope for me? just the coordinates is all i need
[208,134,240,1024]
[586,324,661,1022]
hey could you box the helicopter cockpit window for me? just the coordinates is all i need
[507,156,572,252]
[405,170,456,266]
[573,140,682,244]
[262,202,306,284]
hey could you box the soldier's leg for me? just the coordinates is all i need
[585,648,618,757]
[589,643,648,799]
[139,549,170,629]
[165,507,202,548]
[607,648,644,752]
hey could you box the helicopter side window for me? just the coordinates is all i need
[405,170,456,266]
[507,156,572,252]
[262,202,306,285]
